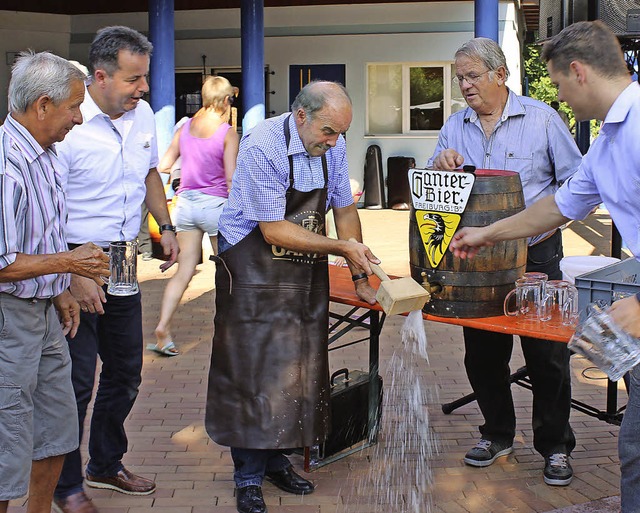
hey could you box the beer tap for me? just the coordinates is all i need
[420,271,442,303]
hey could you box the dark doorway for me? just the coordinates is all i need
[289,64,346,106]
[213,68,272,130]
[175,72,203,122]
[175,68,272,131]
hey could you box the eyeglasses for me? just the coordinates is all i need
[452,70,490,86]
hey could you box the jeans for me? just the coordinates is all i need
[55,291,143,498]
[218,233,232,253]
[463,230,576,456]
[174,190,226,234]
[231,448,292,488]
[620,365,640,512]
[221,232,293,487]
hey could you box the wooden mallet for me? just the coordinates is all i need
[370,263,430,315]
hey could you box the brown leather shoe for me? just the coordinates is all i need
[52,491,98,513]
[85,468,156,495]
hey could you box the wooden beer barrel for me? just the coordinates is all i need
[409,169,527,318]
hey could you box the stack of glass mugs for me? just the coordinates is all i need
[503,272,579,328]
[503,271,640,382]
[569,302,640,382]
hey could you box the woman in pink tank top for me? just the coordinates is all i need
[150,76,239,356]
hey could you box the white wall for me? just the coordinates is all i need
[0,11,72,119]
[2,1,523,189]
[502,2,525,96]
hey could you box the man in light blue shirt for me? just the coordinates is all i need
[428,37,582,486]
[427,44,581,241]
[450,21,640,511]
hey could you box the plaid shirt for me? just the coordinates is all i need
[220,113,353,245]
[427,90,582,246]
[556,82,640,259]
[0,114,70,298]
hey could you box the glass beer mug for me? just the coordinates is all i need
[523,272,548,295]
[539,280,579,327]
[569,304,640,382]
[107,241,139,296]
[503,276,544,322]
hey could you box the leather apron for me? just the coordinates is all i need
[205,116,331,449]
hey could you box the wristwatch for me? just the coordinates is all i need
[159,224,177,234]
[351,272,368,282]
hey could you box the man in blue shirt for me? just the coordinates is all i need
[205,81,379,513]
[450,21,640,511]
[428,37,582,485]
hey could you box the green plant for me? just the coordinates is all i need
[524,43,600,139]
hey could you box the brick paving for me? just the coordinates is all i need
[8,208,626,513]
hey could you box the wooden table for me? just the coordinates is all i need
[317,267,625,470]
[330,265,575,341]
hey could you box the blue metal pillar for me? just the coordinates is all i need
[241,0,265,132]
[149,0,175,157]
[475,0,499,41]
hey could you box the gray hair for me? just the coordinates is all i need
[542,21,628,79]
[88,25,153,76]
[291,80,351,119]
[8,51,86,114]
[455,37,510,79]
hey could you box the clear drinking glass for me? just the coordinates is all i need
[523,272,548,295]
[540,280,579,327]
[503,277,544,322]
[568,303,640,382]
[107,241,139,296]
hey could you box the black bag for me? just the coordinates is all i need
[323,368,383,456]
[386,156,416,210]
[363,144,386,209]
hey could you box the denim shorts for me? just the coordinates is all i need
[174,189,227,235]
[0,293,79,501]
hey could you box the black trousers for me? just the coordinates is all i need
[463,230,576,457]
[55,291,143,498]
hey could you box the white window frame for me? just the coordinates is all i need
[365,61,456,137]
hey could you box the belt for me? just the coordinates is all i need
[68,242,111,252]
[529,229,560,247]
[0,292,51,305]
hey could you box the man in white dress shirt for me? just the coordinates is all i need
[52,26,178,513]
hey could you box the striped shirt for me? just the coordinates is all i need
[427,89,582,245]
[220,113,353,245]
[0,114,70,298]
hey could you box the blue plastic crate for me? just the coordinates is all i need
[575,258,640,320]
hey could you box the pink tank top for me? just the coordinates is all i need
[178,118,231,198]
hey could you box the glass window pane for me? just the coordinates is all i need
[367,64,402,134]
[409,67,443,131]
[450,63,465,115]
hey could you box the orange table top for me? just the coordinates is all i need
[329,266,573,344]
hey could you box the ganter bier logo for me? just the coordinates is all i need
[271,210,326,264]
[410,168,475,268]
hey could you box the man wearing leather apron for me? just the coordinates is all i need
[205,81,379,513]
